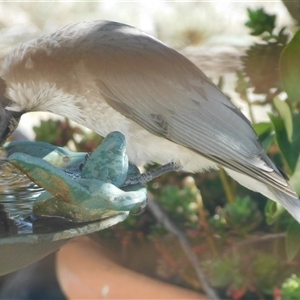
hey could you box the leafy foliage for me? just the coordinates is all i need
[245,8,276,36]
[34,118,103,152]
[224,197,263,234]
[280,28,300,103]
[208,251,284,299]
[241,8,289,95]
[281,274,300,300]
[242,42,284,94]
[33,119,74,147]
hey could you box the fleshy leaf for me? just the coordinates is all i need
[273,97,293,142]
[265,200,285,224]
[269,115,294,173]
[280,28,300,102]
[269,111,300,173]
[289,156,300,195]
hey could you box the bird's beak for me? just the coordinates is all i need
[0,102,21,146]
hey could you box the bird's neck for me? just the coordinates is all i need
[5,81,84,121]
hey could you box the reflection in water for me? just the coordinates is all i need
[0,185,44,235]
[0,183,43,216]
[0,160,43,215]
[0,160,46,235]
[0,204,18,237]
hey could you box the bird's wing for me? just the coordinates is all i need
[51,21,295,197]
[13,21,290,197]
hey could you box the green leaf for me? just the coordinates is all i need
[280,28,300,102]
[269,111,300,173]
[245,8,276,36]
[273,97,293,142]
[281,274,300,299]
[286,217,300,261]
[269,115,294,172]
[253,122,275,151]
[253,122,273,136]
[265,200,285,224]
[289,156,300,195]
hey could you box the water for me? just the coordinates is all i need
[0,159,42,208]
[0,161,72,236]
[0,185,43,236]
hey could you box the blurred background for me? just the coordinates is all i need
[1,1,300,300]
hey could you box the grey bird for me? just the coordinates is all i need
[0,20,299,222]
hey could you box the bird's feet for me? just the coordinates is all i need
[123,161,181,186]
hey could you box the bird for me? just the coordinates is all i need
[0,20,300,222]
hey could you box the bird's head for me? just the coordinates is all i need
[0,77,22,146]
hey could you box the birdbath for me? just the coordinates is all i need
[0,131,147,275]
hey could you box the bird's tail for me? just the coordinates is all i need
[224,167,300,223]
[270,187,300,224]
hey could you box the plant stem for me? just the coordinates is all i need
[219,168,235,204]
[239,88,255,124]
[273,219,280,256]
[183,177,218,256]
[147,193,221,300]
[233,232,285,248]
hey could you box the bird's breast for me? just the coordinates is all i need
[81,96,217,172]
